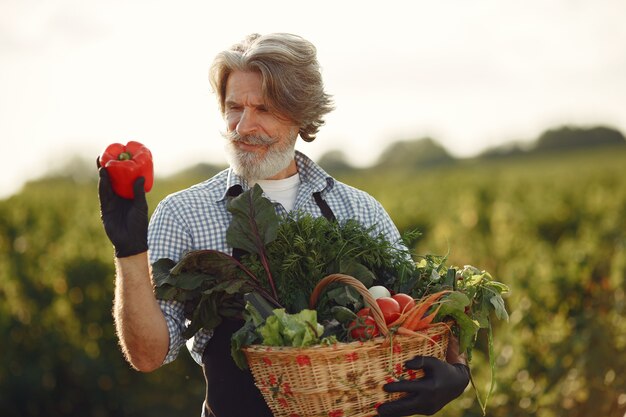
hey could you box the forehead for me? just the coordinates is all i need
[225,70,264,103]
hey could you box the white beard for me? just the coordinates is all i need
[222,130,298,181]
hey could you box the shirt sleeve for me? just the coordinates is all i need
[371,198,406,251]
[157,299,187,364]
[157,298,214,365]
[149,197,212,365]
[148,197,194,265]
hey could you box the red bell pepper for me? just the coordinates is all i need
[100,141,154,199]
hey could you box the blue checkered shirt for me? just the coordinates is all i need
[148,151,403,365]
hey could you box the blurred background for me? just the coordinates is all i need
[1,1,625,416]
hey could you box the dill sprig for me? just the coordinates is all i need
[240,212,419,312]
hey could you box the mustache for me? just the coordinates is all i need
[222,131,278,146]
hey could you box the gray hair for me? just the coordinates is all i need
[209,33,335,142]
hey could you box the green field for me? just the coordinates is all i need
[1,145,624,416]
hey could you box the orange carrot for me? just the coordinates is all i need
[396,326,419,336]
[395,325,445,349]
[399,290,450,330]
[411,304,443,331]
[388,304,416,328]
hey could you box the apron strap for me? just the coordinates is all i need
[313,191,337,222]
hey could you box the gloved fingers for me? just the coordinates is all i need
[96,156,102,169]
[376,394,422,417]
[383,379,429,394]
[98,168,117,211]
[450,363,471,390]
[132,176,146,198]
[133,176,145,192]
[379,359,471,417]
[132,176,148,210]
[453,363,471,377]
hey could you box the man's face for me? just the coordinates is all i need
[222,70,299,181]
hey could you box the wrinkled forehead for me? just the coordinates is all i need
[224,70,264,103]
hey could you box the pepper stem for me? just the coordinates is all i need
[118,151,132,161]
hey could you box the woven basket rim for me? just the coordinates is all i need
[243,320,451,354]
[308,273,390,335]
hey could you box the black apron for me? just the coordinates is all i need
[200,187,335,417]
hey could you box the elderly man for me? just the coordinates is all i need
[98,33,469,417]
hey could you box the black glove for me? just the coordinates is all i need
[377,356,470,417]
[98,161,149,258]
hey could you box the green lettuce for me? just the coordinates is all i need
[259,308,324,348]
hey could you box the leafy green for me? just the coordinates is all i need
[153,186,285,339]
[226,184,279,299]
[230,302,264,370]
[429,264,509,414]
[435,292,480,353]
[226,184,279,254]
[231,304,332,370]
[259,308,324,348]
[232,307,326,369]
[240,213,417,314]
[243,291,275,321]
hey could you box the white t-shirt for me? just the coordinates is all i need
[255,173,301,212]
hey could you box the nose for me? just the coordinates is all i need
[235,108,258,136]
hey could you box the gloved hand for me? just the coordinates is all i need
[377,356,470,416]
[98,160,149,258]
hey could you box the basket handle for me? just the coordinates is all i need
[309,274,389,336]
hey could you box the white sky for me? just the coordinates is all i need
[2,0,626,198]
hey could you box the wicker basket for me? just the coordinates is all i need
[243,274,450,417]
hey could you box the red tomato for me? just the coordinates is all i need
[376,297,401,324]
[392,293,416,314]
[356,307,371,317]
[349,315,379,340]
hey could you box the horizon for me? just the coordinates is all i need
[15,122,624,197]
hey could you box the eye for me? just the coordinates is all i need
[225,101,242,112]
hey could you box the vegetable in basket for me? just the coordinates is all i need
[154,186,509,416]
